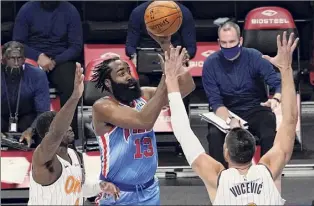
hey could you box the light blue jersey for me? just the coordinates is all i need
[95,96,160,205]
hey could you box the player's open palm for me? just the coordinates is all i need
[262,31,299,71]
[164,46,187,78]
[72,62,84,99]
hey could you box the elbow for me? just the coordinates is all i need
[138,115,156,131]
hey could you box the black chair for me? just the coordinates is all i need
[79,80,110,151]
[1,1,15,44]
[83,1,137,44]
[242,6,302,149]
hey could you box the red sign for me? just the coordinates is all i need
[84,42,220,77]
[244,7,296,30]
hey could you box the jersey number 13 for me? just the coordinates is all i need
[134,137,154,159]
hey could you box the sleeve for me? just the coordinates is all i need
[54,6,83,64]
[168,92,205,165]
[12,4,42,61]
[180,8,197,59]
[254,50,282,94]
[33,69,51,113]
[202,57,224,112]
[125,9,141,58]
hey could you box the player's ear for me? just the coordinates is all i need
[104,79,111,89]
[223,147,230,162]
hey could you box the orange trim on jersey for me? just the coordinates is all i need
[64,175,81,195]
[101,135,108,178]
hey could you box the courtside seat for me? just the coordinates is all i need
[243,7,299,58]
[182,1,236,42]
[1,1,15,44]
[236,1,313,61]
[83,1,137,44]
[243,6,301,91]
[242,7,302,159]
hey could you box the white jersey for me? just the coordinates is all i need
[213,164,285,205]
[28,148,83,205]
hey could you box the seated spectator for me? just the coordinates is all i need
[126,1,196,113]
[126,1,196,85]
[12,1,83,139]
[202,22,282,169]
[1,41,50,147]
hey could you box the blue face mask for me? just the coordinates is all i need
[220,43,242,60]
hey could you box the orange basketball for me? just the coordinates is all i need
[144,1,183,37]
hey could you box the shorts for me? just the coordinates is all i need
[96,178,160,205]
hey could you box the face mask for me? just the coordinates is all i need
[220,43,242,60]
[3,65,23,77]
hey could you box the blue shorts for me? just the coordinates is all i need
[96,178,160,205]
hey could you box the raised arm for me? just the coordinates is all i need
[93,77,167,130]
[259,32,299,180]
[32,63,84,166]
[164,47,224,200]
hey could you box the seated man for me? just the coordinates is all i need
[13,1,83,139]
[202,22,282,188]
[126,1,196,65]
[1,41,50,146]
[126,1,196,87]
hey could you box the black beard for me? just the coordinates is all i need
[111,79,142,105]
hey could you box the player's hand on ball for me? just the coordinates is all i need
[164,46,188,78]
[147,30,171,48]
[262,31,299,71]
[72,62,84,99]
[99,181,120,201]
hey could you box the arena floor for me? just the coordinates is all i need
[2,104,314,205]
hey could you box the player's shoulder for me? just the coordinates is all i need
[93,94,117,109]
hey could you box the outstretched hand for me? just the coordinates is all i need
[162,46,189,78]
[72,62,84,99]
[262,31,299,71]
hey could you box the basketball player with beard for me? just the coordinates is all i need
[165,32,299,205]
[28,63,120,205]
[91,45,195,205]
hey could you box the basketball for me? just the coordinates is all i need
[144,1,183,37]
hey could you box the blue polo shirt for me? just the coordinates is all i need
[202,47,281,114]
[1,63,50,118]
